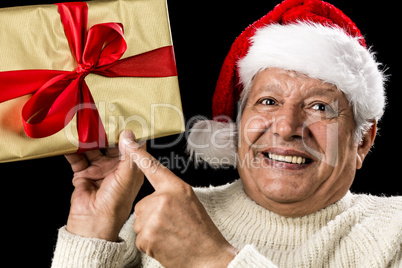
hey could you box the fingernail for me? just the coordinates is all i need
[123,130,135,145]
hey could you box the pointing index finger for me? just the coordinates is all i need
[125,140,179,190]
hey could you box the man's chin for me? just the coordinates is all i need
[257,179,314,204]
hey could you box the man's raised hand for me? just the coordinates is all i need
[65,130,145,242]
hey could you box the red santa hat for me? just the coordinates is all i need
[186,0,386,167]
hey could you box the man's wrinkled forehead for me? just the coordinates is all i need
[249,69,340,100]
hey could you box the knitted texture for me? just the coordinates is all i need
[52,180,402,267]
[228,245,277,268]
[52,214,140,268]
[52,228,126,267]
[196,181,402,267]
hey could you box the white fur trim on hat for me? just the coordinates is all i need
[186,120,237,167]
[238,22,386,141]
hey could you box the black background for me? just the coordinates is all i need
[0,0,400,267]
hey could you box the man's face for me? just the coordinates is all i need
[237,68,371,217]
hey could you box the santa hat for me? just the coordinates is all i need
[186,0,386,167]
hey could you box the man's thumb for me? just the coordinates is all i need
[116,130,145,187]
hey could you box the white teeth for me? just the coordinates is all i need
[267,153,307,164]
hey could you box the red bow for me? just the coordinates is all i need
[0,2,177,153]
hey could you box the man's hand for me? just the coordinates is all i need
[65,130,144,242]
[131,141,238,268]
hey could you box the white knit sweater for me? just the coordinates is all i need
[52,180,402,267]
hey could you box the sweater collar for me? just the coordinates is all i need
[212,179,354,247]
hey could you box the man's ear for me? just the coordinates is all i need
[356,121,377,170]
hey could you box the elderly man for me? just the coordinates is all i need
[52,0,402,267]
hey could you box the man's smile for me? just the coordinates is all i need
[257,147,314,170]
[264,153,308,164]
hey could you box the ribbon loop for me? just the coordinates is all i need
[84,23,127,68]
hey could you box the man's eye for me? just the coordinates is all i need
[312,103,327,111]
[261,98,276,105]
[311,103,336,116]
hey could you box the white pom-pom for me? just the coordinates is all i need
[186,120,237,168]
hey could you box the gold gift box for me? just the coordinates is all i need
[0,0,185,162]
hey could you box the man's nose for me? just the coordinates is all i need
[271,106,304,141]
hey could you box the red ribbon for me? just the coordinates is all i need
[0,2,177,153]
